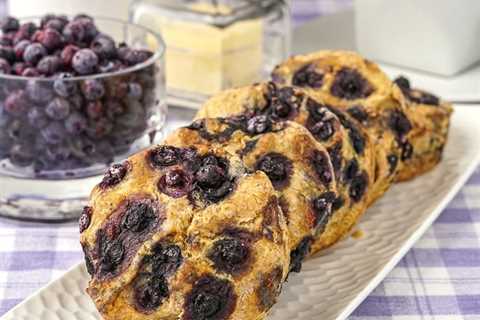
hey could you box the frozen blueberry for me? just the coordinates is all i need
[134,275,169,311]
[9,144,34,167]
[86,117,113,138]
[36,28,63,51]
[62,20,87,45]
[0,17,19,33]
[127,82,143,99]
[12,62,26,75]
[60,44,79,67]
[13,22,37,44]
[0,58,11,74]
[122,49,152,66]
[289,237,312,273]
[99,162,129,189]
[256,153,292,189]
[44,18,67,32]
[98,59,123,73]
[311,150,333,186]
[292,64,323,88]
[4,90,29,116]
[76,18,98,42]
[70,136,96,159]
[53,73,77,97]
[41,122,66,145]
[86,101,104,120]
[13,39,30,60]
[208,237,250,275]
[37,55,61,76]
[184,276,236,320]
[46,97,71,120]
[21,67,41,77]
[65,112,88,134]
[26,80,54,103]
[349,172,368,202]
[73,14,94,22]
[148,145,179,168]
[122,201,156,233]
[72,49,99,75]
[81,79,105,100]
[45,144,71,162]
[331,68,373,100]
[91,34,116,60]
[23,43,47,65]
[27,107,49,129]
[0,45,14,64]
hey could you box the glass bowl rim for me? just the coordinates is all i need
[0,15,166,82]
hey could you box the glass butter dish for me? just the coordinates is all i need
[130,0,291,108]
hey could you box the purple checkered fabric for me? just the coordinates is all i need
[2,1,480,319]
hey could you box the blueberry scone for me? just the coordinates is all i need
[79,142,290,319]
[393,76,453,181]
[270,50,416,203]
[194,84,375,252]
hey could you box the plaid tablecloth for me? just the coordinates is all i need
[2,1,480,319]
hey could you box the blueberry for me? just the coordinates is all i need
[344,158,359,183]
[73,14,94,22]
[21,67,41,77]
[311,150,333,186]
[81,79,105,100]
[127,82,143,99]
[37,55,61,76]
[208,237,250,274]
[195,165,226,189]
[86,117,113,138]
[86,101,104,120]
[37,28,63,51]
[331,68,373,100]
[45,144,71,162]
[53,73,77,97]
[99,162,129,189]
[0,33,13,46]
[72,49,98,75]
[44,18,67,33]
[348,126,366,155]
[13,39,30,60]
[91,34,116,60]
[148,146,179,168]
[27,107,49,129]
[75,18,98,42]
[121,201,156,233]
[246,115,271,134]
[79,206,92,233]
[0,17,19,33]
[62,21,87,45]
[12,62,26,75]
[46,98,71,120]
[60,44,79,67]
[309,119,334,141]
[9,144,33,167]
[312,192,335,228]
[70,136,96,159]
[100,240,124,272]
[105,100,125,120]
[184,276,236,320]
[26,80,54,103]
[98,59,123,73]
[7,120,26,140]
[41,122,66,145]
[387,154,398,174]
[256,153,293,189]
[23,43,47,65]
[347,105,369,123]
[122,49,152,66]
[150,243,183,276]
[289,237,312,273]
[401,141,413,161]
[394,76,410,90]
[4,90,29,116]
[134,275,169,311]
[388,110,412,140]
[0,58,11,74]
[158,169,191,198]
[65,112,88,134]
[0,45,15,64]
[292,64,323,88]
[349,172,368,202]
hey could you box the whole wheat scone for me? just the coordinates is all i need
[79,142,290,320]
[393,76,453,181]
[194,83,375,252]
[270,50,417,203]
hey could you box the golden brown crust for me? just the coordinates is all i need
[80,142,290,320]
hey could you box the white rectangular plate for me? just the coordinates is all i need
[3,106,480,320]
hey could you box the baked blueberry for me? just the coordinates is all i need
[150,243,183,276]
[349,172,368,202]
[289,237,312,273]
[311,150,333,186]
[79,206,93,233]
[331,68,373,100]
[148,145,179,168]
[256,153,293,189]
[99,162,129,189]
[121,201,156,233]
[134,275,169,312]
[208,237,251,275]
[158,169,192,198]
[292,64,323,88]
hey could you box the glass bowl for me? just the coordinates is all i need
[0,17,166,221]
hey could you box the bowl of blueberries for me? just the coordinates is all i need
[0,14,166,220]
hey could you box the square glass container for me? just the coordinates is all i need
[130,0,291,108]
[0,17,167,221]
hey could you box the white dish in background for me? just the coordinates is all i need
[2,106,480,320]
[293,12,480,102]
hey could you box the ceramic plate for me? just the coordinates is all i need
[2,106,480,320]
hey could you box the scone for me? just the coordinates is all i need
[80,143,290,319]
[393,76,453,181]
[194,84,376,252]
[270,50,416,203]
